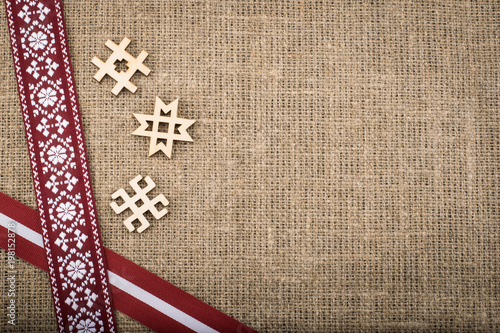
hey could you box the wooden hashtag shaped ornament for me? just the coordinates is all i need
[92,37,150,95]
[132,97,195,158]
[110,175,168,233]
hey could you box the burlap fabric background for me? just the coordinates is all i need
[0,1,498,332]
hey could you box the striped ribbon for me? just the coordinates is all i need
[0,191,256,332]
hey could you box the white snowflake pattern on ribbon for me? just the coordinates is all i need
[56,202,76,221]
[28,30,48,50]
[38,86,58,107]
[76,318,97,333]
[47,145,67,164]
[67,260,86,280]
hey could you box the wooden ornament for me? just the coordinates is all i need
[92,37,150,95]
[110,175,168,233]
[132,97,196,158]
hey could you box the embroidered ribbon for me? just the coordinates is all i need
[3,0,116,331]
[0,192,257,332]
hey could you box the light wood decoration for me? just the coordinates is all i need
[132,97,196,158]
[110,175,168,233]
[92,37,150,95]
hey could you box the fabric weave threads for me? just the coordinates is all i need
[1,1,499,332]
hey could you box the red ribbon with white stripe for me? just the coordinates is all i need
[0,192,257,332]
[4,0,116,331]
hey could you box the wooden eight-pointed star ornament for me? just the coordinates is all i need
[132,97,195,158]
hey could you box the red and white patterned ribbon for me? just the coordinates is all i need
[3,0,116,331]
[0,192,258,333]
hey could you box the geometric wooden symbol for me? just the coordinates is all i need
[91,37,150,95]
[132,97,195,158]
[110,175,168,233]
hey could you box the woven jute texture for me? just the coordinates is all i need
[1,1,499,332]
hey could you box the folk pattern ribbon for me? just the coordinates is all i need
[4,0,116,331]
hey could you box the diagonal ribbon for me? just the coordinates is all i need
[0,191,257,333]
[3,0,116,331]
